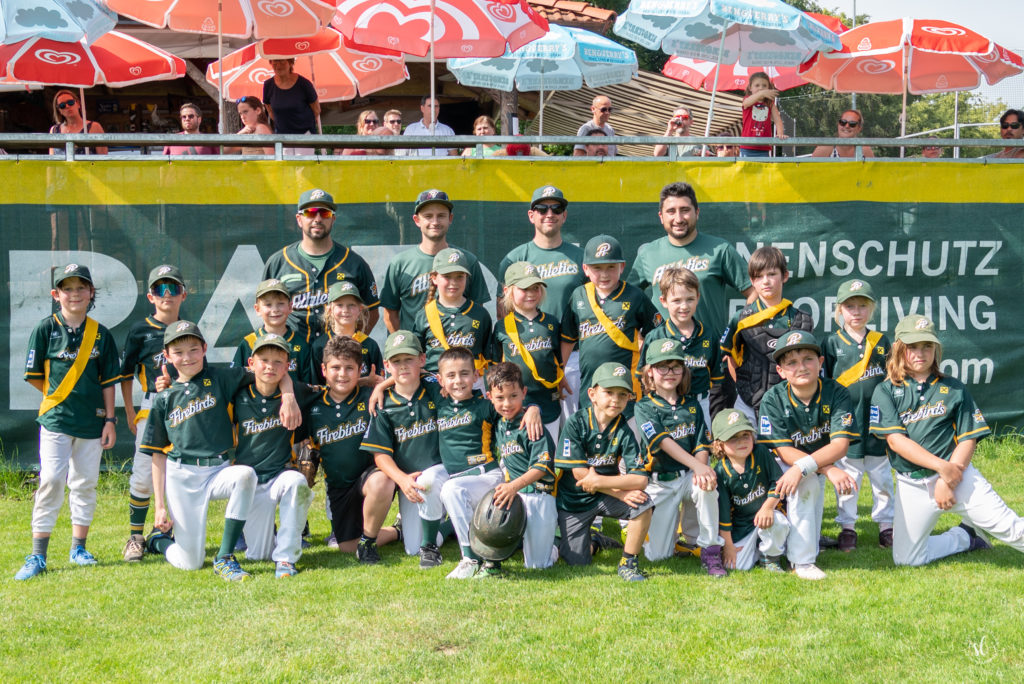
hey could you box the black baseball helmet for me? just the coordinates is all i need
[469,488,527,562]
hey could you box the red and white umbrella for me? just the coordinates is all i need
[663,58,807,92]
[102,0,338,39]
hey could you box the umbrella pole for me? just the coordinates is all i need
[309,56,322,135]
[429,0,436,137]
[953,91,960,159]
[218,0,224,134]
[79,86,88,134]
[900,43,908,158]
[703,29,728,155]
[539,75,543,136]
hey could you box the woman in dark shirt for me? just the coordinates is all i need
[263,58,320,152]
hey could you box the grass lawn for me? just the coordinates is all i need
[2,440,1023,682]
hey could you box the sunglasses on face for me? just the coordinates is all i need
[151,282,183,297]
[1001,121,1022,130]
[57,99,76,110]
[386,119,401,125]
[363,119,379,126]
[596,106,613,113]
[300,207,334,219]
[181,114,197,120]
[532,204,565,215]
[838,118,861,128]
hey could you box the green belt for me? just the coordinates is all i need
[170,455,227,467]
[449,460,499,479]
[651,470,687,482]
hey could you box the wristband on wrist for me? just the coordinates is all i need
[795,455,818,477]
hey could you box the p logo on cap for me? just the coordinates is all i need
[542,186,556,197]
[595,243,611,257]
[850,280,864,290]
[448,252,461,263]
[728,411,739,424]
[310,189,325,200]
[660,340,675,353]
[612,365,627,376]
[65,264,78,273]
[916,318,931,329]
[785,332,803,346]
[394,334,405,344]
[176,322,189,332]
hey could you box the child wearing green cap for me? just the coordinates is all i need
[233,278,314,385]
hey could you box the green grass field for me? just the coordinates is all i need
[2,440,1023,682]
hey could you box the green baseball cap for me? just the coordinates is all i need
[590,361,633,392]
[711,409,755,442]
[583,235,624,265]
[504,261,546,289]
[53,263,92,287]
[836,278,875,304]
[530,185,568,209]
[327,280,363,303]
[414,188,453,214]
[147,264,185,289]
[645,338,687,366]
[772,329,821,362]
[297,188,336,212]
[255,278,291,299]
[164,320,205,346]
[894,315,941,346]
[433,248,471,275]
[251,333,291,355]
[384,330,423,359]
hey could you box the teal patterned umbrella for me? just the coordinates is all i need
[0,0,116,45]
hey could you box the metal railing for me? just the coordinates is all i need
[0,133,1020,161]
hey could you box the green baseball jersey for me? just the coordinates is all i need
[141,365,251,460]
[307,387,374,490]
[430,388,497,475]
[232,326,314,385]
[361,379,440,473]
[491,311,562,424]
[823,330,891,458]
[496,412,556,495]
[561,281,662,417]
[25,313,122,439]
[379,245,490,330]
[555,407,648,512]
[640,319,723,398]
[495,240,585,319]
[119,316,170,394]
[870,375,990,478]
[634,393,711,474]
[714,444,782,543]
[627,233,751,339]
[411,299,493,373]
[309,330,383,385]
[262,241,379,342]
[232,383,319,484]
[758,379,860,454]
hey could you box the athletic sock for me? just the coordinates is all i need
[71,536,87,550]
[421,518,441,547]
[129,495,151,535]
[621,551,637,563]
[217,518,246,560]
[360,534,377,545]
[460,544,480,562]
[439,517,454,539]
[32,536,50,558]
[842,524,856,531]
[148,532,174,555]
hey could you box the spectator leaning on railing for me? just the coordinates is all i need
[989,109,1024,159]
[49,89,107,155]
[811,109,875,158]
[400,96,457,157]
[338,110,380,156]
[163,103,218,156]
[653,105,701,158]
[224,96,272,155]
[573,95,616,157]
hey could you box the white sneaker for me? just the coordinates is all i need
[793,563,827,580]
[446,557,480,580]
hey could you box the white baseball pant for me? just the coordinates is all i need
[733,396,757,427]
[396,463,448,555]
[128,394,154,498]
[544,420,560,447]
[439,467,504,552]
[32,427,102,533]
[243,470,314,564]
[893,465,1024,567]
[560,350,580,423]
[678,394,712,547]
[521,492,558,568]
[732,511,790,570]
[644,473,722,561]
[834,455,894,528]
[163,460,256,570]
[780,459,825,566]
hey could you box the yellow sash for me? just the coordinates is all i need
[504,313,563,389]
[584,283,641,396]
[39,317,98,417]
[729,299,792,365]
[425,300,487,372]
[835,330,883,387]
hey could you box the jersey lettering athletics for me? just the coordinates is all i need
[823,329,891,458]
[306,386,374,490]
[141,365,252,460]
[428,387,497,475]
[491,311,562,424]
[119,316,171,394]
[25,312,122,439]
[412,299,493,373]
[634,393,711,474]
[714,444,782,542]
[232,326,314,385]
[640,319,723,398]
[496,413,556,494]
[361,380,440,473]
[555,407,648,512]
[232,383,319,484]
[309,331,383,385]
[758,379,859,454]
[262,241,379,342]
[496,241,585,319]
[627,233,751,339]
[720,299,814,410]
[379,245,491,330]
[561,280,661,416]
[870,374,990,478]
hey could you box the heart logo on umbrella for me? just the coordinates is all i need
[352,57,382,72]
[922,26,966,36]
[249,68,274,83]
[461,45,473,53]
[129,66,143,76]
[857,37,872,51]
[857,58,894,75]
[295,41,310,51]
[258,0,295,18]
[388,36,399,46]
[34,49,81,66]
[487,3,516,22]
[976,48,999,64]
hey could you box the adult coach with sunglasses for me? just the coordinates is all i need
[572,95,617,157]
[990,109,1024,159]
[811,109,875,158]
[262,189,379,342]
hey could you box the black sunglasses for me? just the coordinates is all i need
[596,106,613,113]
[838,118,861,127]
[1001,122,1022,130]
[364,119,380,125]
[57,99,77,110]
[532,204,565,215]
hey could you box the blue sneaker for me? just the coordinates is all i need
[69,545,97,566]
[275,561,298,578]
[14,554,47,580]
[213,554,250,582]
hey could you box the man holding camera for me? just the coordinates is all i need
[653,106,702,157]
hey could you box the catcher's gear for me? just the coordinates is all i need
[295,444,320,489]
[470,488,527,562]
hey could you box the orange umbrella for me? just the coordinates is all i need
[103,0,338,39]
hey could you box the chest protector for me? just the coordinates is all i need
[735,306,814,410]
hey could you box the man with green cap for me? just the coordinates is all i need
[263,188,380,342]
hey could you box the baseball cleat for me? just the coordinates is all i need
[838,529,858,553]
[446,557,480,579]
[590,527,623,555]
[959,523,991,552]
[700,545,728,577]
[356,538,381,565]
[213,554,251,581]
[759,555,787,573]
[418,544,442,569]
[818,534,840,550]
[673,540,701,559]
[474,561,502,579]
[122,534,146,562]
[14,554,47,581]
[793,563,827,580]
[324,533,339,549]
[275,561,298,578]
[617,556,647,582]
[878,528,894,549]
[69,545,98,566]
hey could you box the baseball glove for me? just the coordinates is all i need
[295,444,321,489]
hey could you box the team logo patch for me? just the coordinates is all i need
[893,387,904,398]
[357,402,366,411]
[613,366,628,376]
[175,321,190,332]
[427,190,441,199]
[26,350,35,368]
[310,189,326,200]
[785,332,803,346]
[640,421,656,439]
[974,409,985,423]
[823,405,831,414]
[472,320,480,328]
[203,379,212,386]
[65,263,78,273]
[870,405,880,424]
[158,266,172,276]
[940,386,949,394]
[759,416,772,435]
[524,264,537,275]
[841,413,853,427]
[702,340,710,348]
[850,280,864,291]
[293,345,301,352]
[728,411,740,424]
[448,252,461,263]
[767,339,778,349]
[621,302,630,311]
[915,318,931,329]
[393,334,405,344]
[689,406,696,414]
[427,401,435,410]
[660,340,675,353]
[562,438,571,458]
[594,242,612,258]
[542,186,556,197]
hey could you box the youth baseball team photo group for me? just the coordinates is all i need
[15,180,1024,585]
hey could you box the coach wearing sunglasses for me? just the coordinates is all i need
[990,109,1024,159]
[48,89,107,155]
[812,109,874,158]
[573,95,617,157]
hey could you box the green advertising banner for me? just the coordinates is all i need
[1,159,1020,467]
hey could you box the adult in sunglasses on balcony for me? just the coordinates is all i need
[989,109,1024,159]
[573,95,617,157]
[338,110,380,156]
[653,106,702,158]
[811,109,874,159]
[48,89,107,156]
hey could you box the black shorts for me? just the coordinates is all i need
[326,467,377,543]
